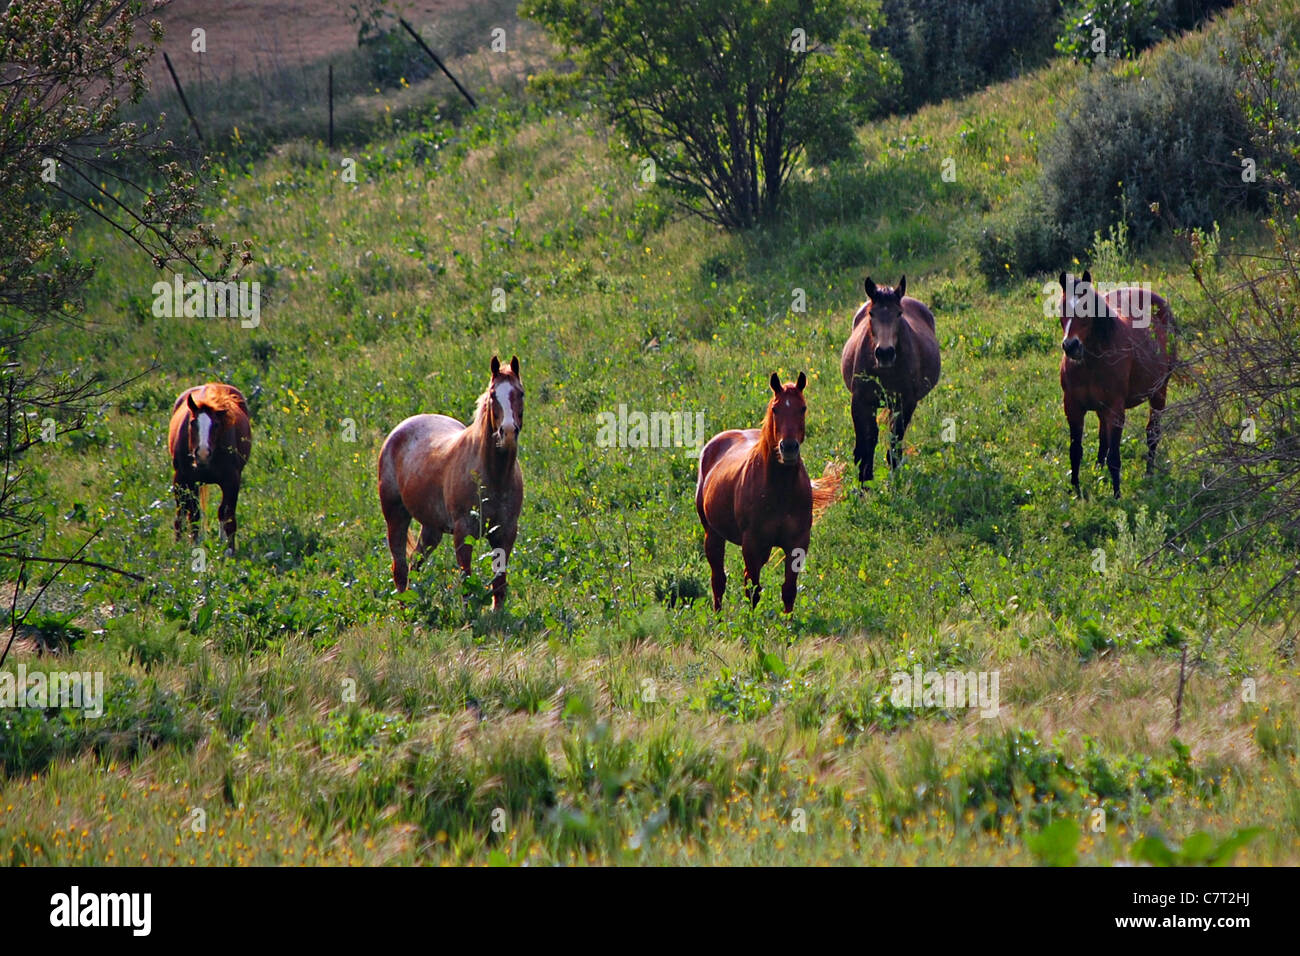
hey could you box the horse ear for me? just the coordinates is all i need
[510,355,520,379]
[1082,269,1092,286]
[186,393,199,415]
[490,355,501,375]
[864,277,877,300]
[1059,271,1068,291]
[796,371,806,392]
[896,275,906,298]
[770,372,782,396]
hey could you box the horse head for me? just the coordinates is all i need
[766,371,807,466]
[488,354,524,451]
[186,391,228,468]
[1059,270,1115,363]
[864,275,907,368]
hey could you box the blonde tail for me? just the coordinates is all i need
[811,460,846,521]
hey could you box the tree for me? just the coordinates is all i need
[523,0,896,229]
[0,0,246,663]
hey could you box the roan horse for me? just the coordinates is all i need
[1058,270,1174,498]
[696,372,842,614]
[840,275,941,482]
[378,356,524,609]
[167,383,253,554]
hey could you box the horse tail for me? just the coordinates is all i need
[811,460,846,521]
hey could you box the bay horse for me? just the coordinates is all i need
[167,383,252,555]
[695,372,842,614]
[840,275,941,482]
[1058,270,1175,498]
[378,355,524,609]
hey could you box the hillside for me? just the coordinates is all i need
[3,2,1297,865]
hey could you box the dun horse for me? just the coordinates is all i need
[696,372,841,614]
[378,356,524,609]
[1058,271,1174,498]
[167,383,252,554]
[841,276,941,482]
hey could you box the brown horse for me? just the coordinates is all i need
[167,383,252,555]
[378,355,524,609]
[1058,271,1174,498]
[840,275,941,482]
[695,372,841,614]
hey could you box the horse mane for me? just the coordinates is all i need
[758,397,780,458]
[1088,291,1117,345]
[473,384,496,444]
[192,384,248,418]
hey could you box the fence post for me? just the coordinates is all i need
[398,17,478,109]
[162,51,204,144]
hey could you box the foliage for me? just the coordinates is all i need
[1055,0,1234,63]
[876,0,1061,112]
[522,0,897,228]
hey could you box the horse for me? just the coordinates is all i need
[167,383,253,555]
[695,372,842,614]
[1058,270,1175,498]
[378,355,524,610]
[840,275,941,482]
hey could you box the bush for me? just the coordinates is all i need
[1040,44,1255,251]
[1055,0,1234,63]
[876,0,1062,111]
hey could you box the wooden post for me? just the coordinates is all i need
[398,17,477,109]
[328,64,334,149]
[162,52,204,144]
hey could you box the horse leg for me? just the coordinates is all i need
[1146,390,1166,476]
[705,530,727,611]
[451,525,474,581]
[1096,415,1107,466]
[1065,397,1085,494]
[781,534,810,614]
[382,498,413,592]
[217,480,240,556]
[173,480,198,542]
[741,538,771,609]
[1104,405,1126,499]
[486,523,517,611]
[887,401,914,471]
[412,523,442,569]
[850,383,880,482]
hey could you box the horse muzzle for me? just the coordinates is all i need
[874,345,896,368]
[777,440,801,465]
[1062,337,1084,362]
[494,426,518,450]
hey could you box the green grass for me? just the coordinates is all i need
[3,4,1298,866]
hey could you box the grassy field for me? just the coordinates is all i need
[3,4,1298,866]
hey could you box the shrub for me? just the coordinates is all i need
[1055,0,1234,63]
[1039,44,1256,249]
[876,0,1062,111]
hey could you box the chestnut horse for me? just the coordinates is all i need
[378,356,524,609]
[841,275,941,482]
[695,372,841,614]
[167,383,252,554]
[1058,271,1174,498]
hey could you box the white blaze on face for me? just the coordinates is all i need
[1063,318,1073,339]
[495,381,517,434]
[195,412,213,459]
